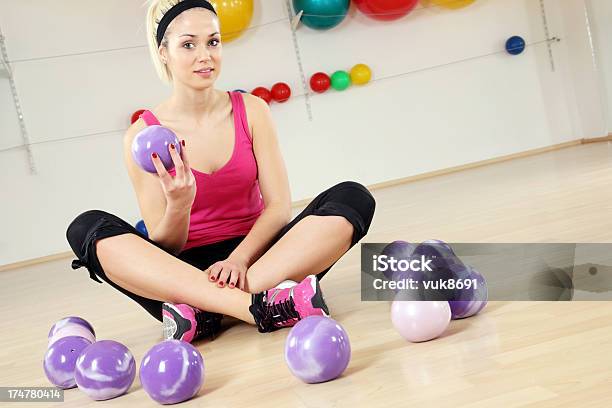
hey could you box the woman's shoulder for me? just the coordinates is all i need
[240,92,271,123]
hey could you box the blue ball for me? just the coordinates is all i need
[293,0,350,30]
[506,35,526,55]
[135,220,148,237]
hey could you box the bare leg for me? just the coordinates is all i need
[95,234,255,324]
[245,215,354,294]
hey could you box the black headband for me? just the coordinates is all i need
[156,0,217,46]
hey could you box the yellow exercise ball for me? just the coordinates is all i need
[350,64,372,86]
[423,0,476,10]
[210,0,254,43]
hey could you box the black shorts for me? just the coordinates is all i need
[66,181,376,321]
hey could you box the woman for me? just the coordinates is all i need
[66,0,376,343]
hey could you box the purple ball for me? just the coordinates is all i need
[381,240,416,280]
[448,264,488,319]
[43,336,92,389]
[412,239,461,270]
[48,316,95,339]
[139,340,204,405]
[75,340,136,401]
[413,239,463,301]
[131,125,181,173]
[285,316,351,384]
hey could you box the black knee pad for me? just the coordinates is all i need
[327,181,376,229]
[66,210,133,283]
[315,181,376,245]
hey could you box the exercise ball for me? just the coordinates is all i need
[135,220,148,237]
[310,72,331,93]
[271,82,292,103]
[391,300,451,342]
[130,109,145,125]
[285,316,351,383]
[251,87,272,104]
[330,70,351,91]
[423,0,476,10]
[210,0,253,42]
[506,35,526,55]
[350,63,372,85]
[354,0,418,21]
[292,0,350,30]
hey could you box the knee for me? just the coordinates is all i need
[66,210,111,255]
[330,181,376,226]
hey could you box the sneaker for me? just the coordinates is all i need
[162,303,223,343]
[249,275,330,333]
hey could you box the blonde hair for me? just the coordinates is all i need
[145,0,217,85]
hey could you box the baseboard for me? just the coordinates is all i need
[1,137,604,272]
[0,251,75,272]
[582,133,612,144]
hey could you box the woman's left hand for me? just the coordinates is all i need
[207,258,248,290]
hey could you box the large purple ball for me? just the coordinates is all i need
[448,264,488,319]
[48,316,95,339]
[43,336,92,389]
[285,316,351,384]
[413,239,463,301]
[381,240,416,280]
[131,125,181,173]
[75,340,136,401]
[139,340,204,405]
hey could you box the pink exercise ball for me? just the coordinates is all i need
[391,300,451,342]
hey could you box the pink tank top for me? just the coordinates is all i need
[140,91,265,250]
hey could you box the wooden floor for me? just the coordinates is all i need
[2,142,612,407]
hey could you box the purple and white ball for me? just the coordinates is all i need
[43,336,92,389]
[448,264,488,319]
[139,340,205,405]
[75,340,136,401]
[48,316,95,347]
[285,316,351,384]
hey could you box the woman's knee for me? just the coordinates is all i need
[67,210,109,251]
[328,181,376,227]
[66,210,131,259]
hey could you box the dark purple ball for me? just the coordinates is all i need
[413,240,463,301]
[381,240,416,280]
[448,264,488,319]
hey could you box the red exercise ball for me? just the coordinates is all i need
[130,109,146,124]
[309,72,331,93]
[354,0,419,21]
[271,82,291,103]
[251,87,272,104]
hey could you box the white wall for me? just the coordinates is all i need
[589,0,612,133]
[0,0,607,266]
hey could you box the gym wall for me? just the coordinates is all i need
[0,0,608,265]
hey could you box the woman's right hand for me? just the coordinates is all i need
[150,140,196,212]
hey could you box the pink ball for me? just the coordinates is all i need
[391,301,450,342]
